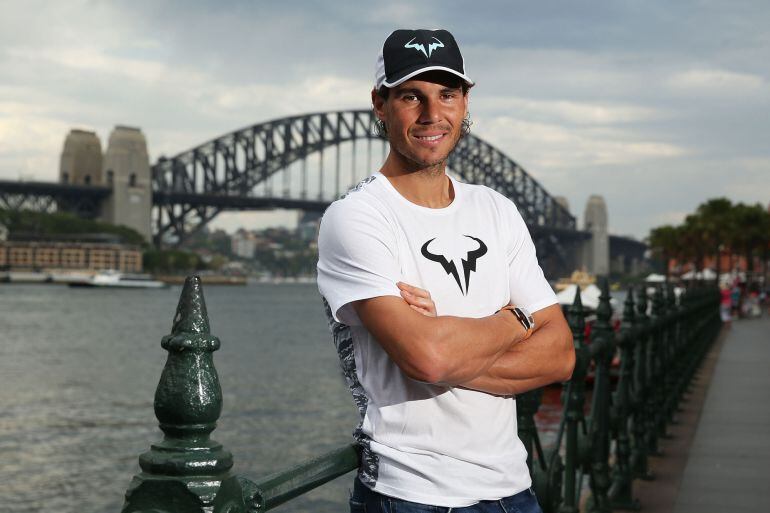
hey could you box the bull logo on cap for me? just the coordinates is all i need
[404,36,444,58]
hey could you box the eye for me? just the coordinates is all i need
[401,94,419,103]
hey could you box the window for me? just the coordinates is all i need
[84,175,92,185]
[107,170,114,185]
[129,173,137,187]
[62,172,69,183]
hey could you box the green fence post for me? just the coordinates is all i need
[122,276,245,513]
[651,285,669,442]
[517,387,544,471]
[585,278,613,513]
[559,288,589,513]
[631,286,653,480]
[663,283,680,424]
[610,286,640,509]
[643,285,662,455]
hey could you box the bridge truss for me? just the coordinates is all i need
[0,180,109,219]
[152,110,583,274]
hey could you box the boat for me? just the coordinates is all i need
[0,271,53,283]
[68,270,167,289]
[156,274,247,286]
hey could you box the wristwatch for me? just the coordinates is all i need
[501,305,535,339]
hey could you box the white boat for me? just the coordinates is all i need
[0,271,52,283]
[68,270,167,289]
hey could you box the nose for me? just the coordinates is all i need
[417,97,441,124]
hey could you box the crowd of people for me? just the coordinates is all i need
[720,279,767,323]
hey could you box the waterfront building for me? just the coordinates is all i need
[0,238,143,273]
[231,229,258,259]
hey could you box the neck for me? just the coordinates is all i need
[379,152,454,208]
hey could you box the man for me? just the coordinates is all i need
[317,29,574,513]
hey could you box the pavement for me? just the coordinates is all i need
[632,313,770,513]
[672,314,770,513]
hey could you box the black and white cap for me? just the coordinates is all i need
[375,29,474,90]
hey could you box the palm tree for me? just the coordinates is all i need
[693,198,734,280]
[647,225,681,278]
[733,203,770,273]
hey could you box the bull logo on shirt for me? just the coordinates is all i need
[421,235,488,295]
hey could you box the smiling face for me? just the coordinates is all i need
[373,71,469,175]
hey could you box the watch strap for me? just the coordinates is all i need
[501,305,534,340]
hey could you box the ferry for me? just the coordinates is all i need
[68,270,167,289]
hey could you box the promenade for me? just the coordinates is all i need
[637,314,770,513]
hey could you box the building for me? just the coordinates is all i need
[0,238,143,273]
[60,129,103,185]
[100,126,153,242]
[231,229,258,259]
[58,126,153,243]
[581,195,610,276]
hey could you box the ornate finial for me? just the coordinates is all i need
[123,276,235,513]
[622,286,636,329]
[596,276,612,326]
[170,275,212,336]
[652,284,664,317]
[568,286,585,342]
[666,282,676,309]
[636,284,648,319]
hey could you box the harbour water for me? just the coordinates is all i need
[1,283,357,513]
[1,282,569,513]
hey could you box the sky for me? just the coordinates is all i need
[1,0,768,239]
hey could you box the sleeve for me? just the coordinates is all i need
[503,198,558,314]
[316,199,402,325]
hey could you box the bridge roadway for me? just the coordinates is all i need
[634,313,770,513]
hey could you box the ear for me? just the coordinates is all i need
[371,88,386,121]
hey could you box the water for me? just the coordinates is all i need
[0,283,358,513]
[0,283,569,513]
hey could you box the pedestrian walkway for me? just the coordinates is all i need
[672,314,770,513]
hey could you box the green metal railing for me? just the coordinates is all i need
[120,275,721,513]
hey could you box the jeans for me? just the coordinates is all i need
[349,477,543,513]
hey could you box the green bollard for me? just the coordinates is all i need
[610,286,640,509]
[559,287,590,513]
[585,277,613,513]
[122,276,245,513]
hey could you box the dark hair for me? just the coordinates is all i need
[373,82,473,139]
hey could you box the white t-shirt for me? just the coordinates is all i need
[317,172,557,507]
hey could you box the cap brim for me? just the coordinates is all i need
[381,65,474,89]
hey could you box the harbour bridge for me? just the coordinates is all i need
[0,109,645,278]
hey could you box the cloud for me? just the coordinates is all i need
[667,68,765,94]
[477,116,686,170]
[473,96,662,125]
[0,0,768,240]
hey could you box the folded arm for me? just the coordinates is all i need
[460,303,574,396]
[352,288,528,385]
[398,284,574,396]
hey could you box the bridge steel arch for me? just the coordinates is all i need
[152,109,582,274]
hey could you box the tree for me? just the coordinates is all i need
[647,225,681,277]
[693,198,734,278]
